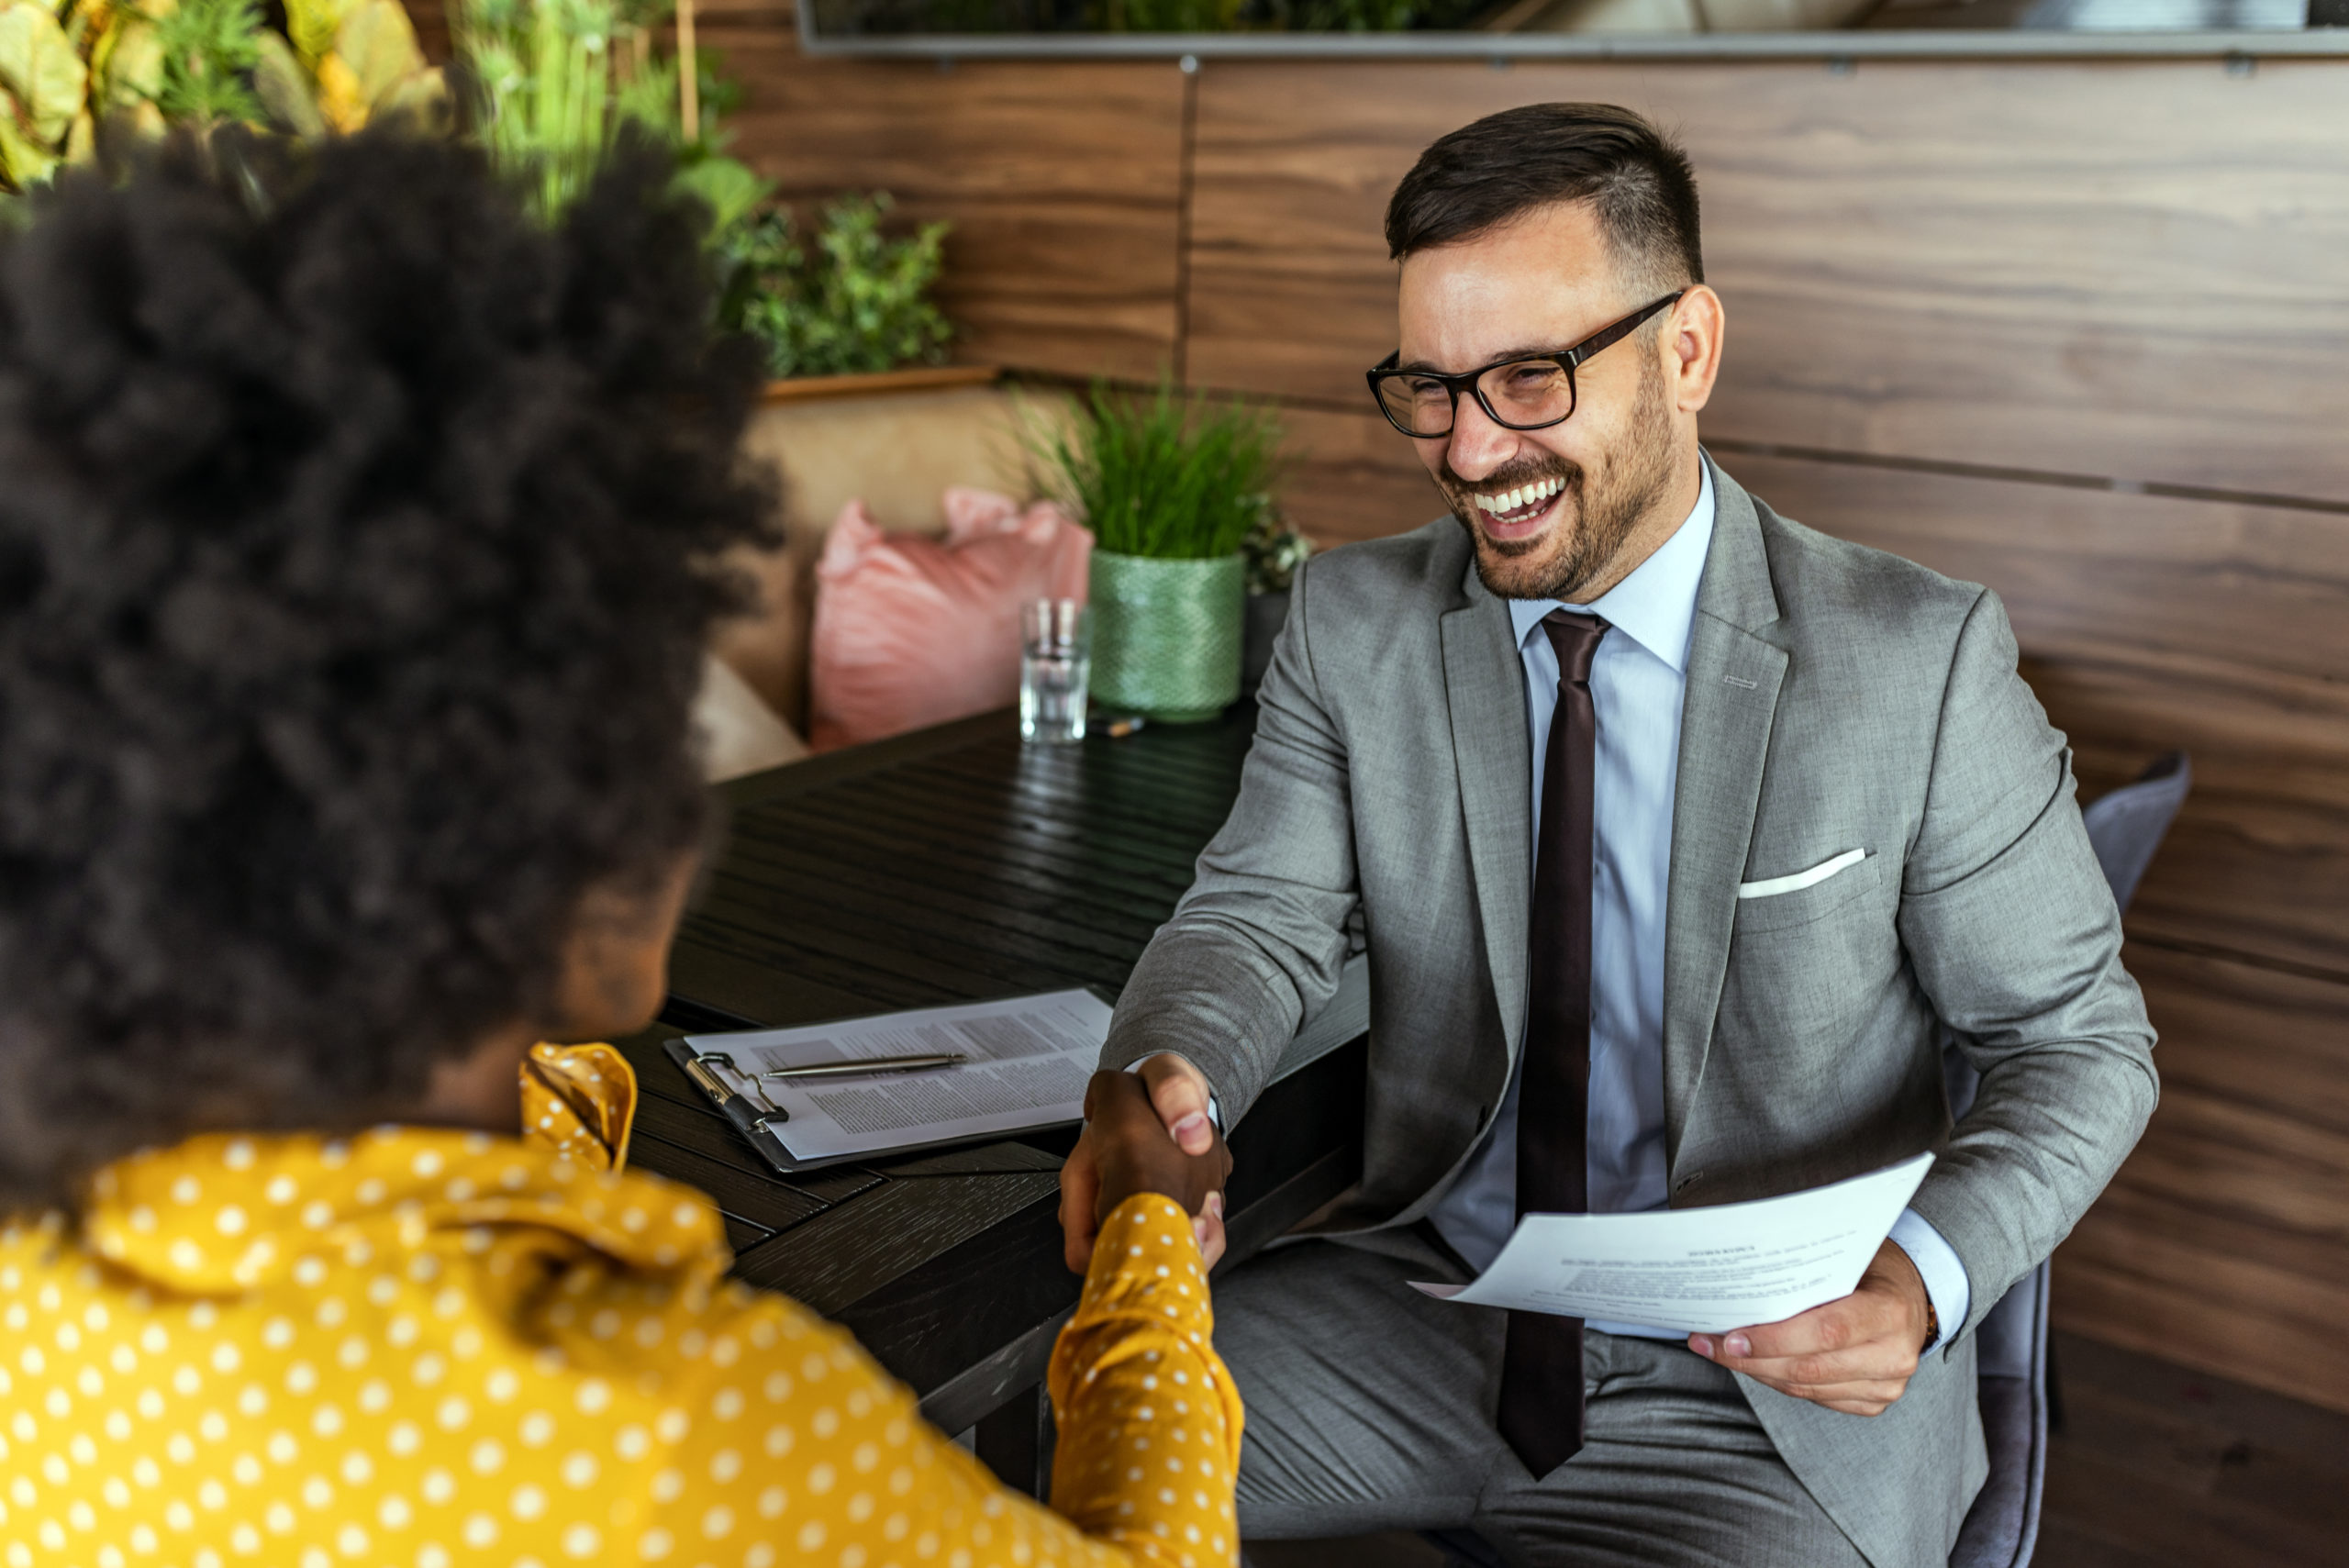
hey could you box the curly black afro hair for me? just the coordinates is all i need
[0,129,774,1213]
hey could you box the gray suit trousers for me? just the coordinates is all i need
[1222,1234,1877,1568]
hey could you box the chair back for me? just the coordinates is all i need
[2080,752,2192,913]
[1944,751,2189,1568]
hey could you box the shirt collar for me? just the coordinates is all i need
[79,1045,722,1294]
[1506,460,1714,674]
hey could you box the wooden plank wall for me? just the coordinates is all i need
[417,7,2349,1414]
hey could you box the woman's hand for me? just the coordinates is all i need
[1081,1070,1233,1264]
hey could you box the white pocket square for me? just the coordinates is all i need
[1738,848,1866,901]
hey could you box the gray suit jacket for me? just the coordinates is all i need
[1101,456,2158,1568]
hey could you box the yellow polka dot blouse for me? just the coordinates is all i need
[0,1045,1242,1567]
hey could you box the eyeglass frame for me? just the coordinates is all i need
[1364,290,1689,439]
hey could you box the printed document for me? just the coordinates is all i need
[1411,1153,1933,1334]
[683,990,1111,1162]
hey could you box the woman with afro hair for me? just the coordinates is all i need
[0,130,1238,1568]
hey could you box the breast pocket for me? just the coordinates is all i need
[1732,850,1883,935]
[1715,847,1910,1147]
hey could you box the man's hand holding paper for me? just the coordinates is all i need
[1689,1237,1934,1418]
[1410,1153,1937,1413]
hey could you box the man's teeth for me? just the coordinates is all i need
[1479,477,1564,515]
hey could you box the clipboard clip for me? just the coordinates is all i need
[682,1049,790,1129]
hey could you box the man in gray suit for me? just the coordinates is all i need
[1057,104,2155,1567]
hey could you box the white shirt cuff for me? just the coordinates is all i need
[1887,1207,1972,1347]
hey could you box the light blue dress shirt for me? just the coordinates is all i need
[1428,465,1972,1343]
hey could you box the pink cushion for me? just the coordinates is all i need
[808,488,1092,751]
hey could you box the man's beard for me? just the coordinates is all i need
[1439,361,1680,603]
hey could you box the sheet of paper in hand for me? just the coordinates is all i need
[1411,1153,1933,1335]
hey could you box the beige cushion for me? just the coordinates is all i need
[712,384,1073,731]
[693,651,811,783]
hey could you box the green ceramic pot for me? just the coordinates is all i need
[1088,550,1247,724]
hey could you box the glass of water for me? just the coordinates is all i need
[1019,599,1091,743]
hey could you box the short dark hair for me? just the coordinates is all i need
[1385,103,1704,293]
[0,129,773,1213]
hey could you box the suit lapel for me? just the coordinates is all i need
[1440,564,1534,1062]
[1664,459,1788,1176]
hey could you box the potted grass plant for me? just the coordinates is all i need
[1031,379,1283,724]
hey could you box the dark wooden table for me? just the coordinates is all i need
[616,705,1367,1490]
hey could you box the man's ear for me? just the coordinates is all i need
[1666,284,1726,417]
[544,851,700,1042]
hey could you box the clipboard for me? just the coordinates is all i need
[657,1001,1101,1177]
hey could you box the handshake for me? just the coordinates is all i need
[1058,1056,1230,1272]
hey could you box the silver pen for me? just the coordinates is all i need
[759,1051,967,1080]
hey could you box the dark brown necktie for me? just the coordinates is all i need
[1497,608,1609,1480]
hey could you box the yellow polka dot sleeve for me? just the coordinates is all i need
[620,1193,1241,1568]
[1046,1194,1243,1567]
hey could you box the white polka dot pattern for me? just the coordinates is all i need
[0,1050,1240,1568]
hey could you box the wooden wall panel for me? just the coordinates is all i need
[1186,59,2349,502]
[2057,943,2349,1415]
[704,12,1187,382]
[1277,406,1445,545]
[1708,453,2349,692]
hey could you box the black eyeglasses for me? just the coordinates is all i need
[1364,291,1687,439]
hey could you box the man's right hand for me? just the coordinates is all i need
[1060,1053,1225,1273]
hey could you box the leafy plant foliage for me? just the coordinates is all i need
[1030,379,1285,561]
[715,193,952,379]
[457,0,663,217]
[452,1,955,379]
[150,0,266,128]
[1243,513,1311,595]
[0,0,445,199]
